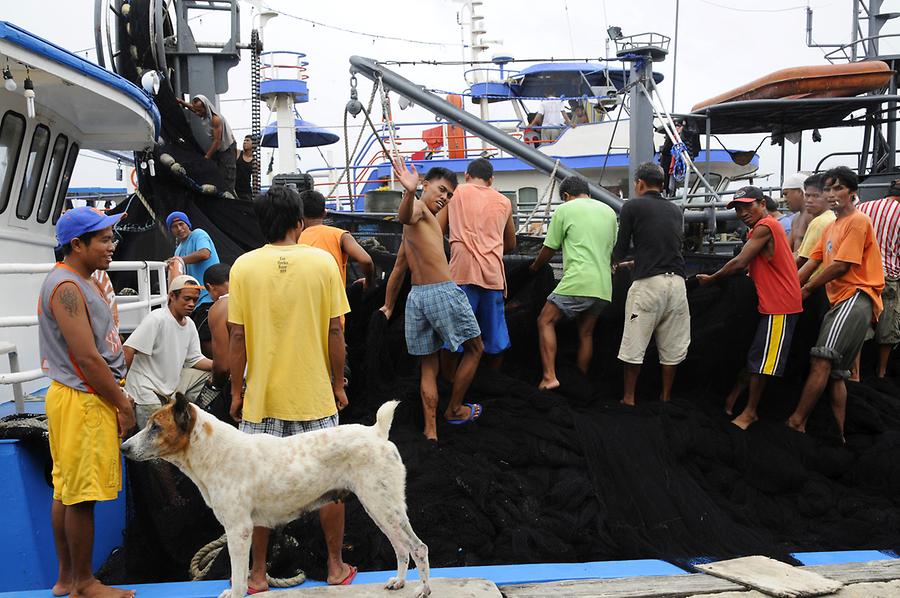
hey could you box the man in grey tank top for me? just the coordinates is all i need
[38,206,136,598]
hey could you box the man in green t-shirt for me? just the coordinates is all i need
[530,176,618,390]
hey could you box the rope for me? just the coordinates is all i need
[671,141,689,182]
[326,80,379,206]
[189,534,306,588]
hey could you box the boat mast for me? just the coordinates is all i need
[466,0,491,150]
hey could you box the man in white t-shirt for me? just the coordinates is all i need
[124,275,213,427]
[529,91,572,143]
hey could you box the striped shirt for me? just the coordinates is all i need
[858,197,900,279]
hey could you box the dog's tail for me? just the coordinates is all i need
[374,400,400,439]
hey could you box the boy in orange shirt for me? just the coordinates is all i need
[787,166,885,440]
[300,190,374,292]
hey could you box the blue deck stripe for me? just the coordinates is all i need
[1,559,683,597]
[791,550,896,565]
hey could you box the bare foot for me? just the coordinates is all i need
[423,429,438,442]
[785,416,806,433]
[731,411,758,430]
[659,395,670,403]
[52,580,72,597]
[327,563,357,585]
[724,393,739,416]
[71,578,134,598]
[620,398,635,406]
[538,377,560,391]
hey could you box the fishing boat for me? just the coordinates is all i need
[3,1,900,596]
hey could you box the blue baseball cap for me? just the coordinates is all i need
[56,207,125,248]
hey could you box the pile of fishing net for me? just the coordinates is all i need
[94,258,900,585]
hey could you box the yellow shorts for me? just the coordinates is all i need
[46,381,121,505]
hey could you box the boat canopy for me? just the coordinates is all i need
[510,62,664,97]
[470,62,665,103]
[688,95,900,135]
[0,21,159,149]
[261,118,339,148]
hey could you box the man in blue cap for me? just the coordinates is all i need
[166,211,220,307]
[38,206,136,598]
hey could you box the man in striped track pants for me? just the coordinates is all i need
[788,167,885,441]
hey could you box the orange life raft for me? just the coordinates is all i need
[691,61,893,112]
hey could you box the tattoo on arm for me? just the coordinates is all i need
[59,288,81,317]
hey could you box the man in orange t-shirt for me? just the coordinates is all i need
[788,166,885,440]
[300,190,375,292]
[437,158,517,363]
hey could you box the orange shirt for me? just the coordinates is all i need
[447,183,512,290]
[299,225,349,286]
[810,209,885,318]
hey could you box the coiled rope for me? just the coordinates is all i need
[190,534,306,588]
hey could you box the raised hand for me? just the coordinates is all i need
[392,155,419,194]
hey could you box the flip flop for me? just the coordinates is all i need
[247,586,267,595]
[447,403,482,425]
[331,565,358,586]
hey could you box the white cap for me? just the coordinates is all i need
[169,275,203,293]
[782,172,809,190]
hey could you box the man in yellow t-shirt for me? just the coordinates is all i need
[796,173,836,279]
[228,186,355,591]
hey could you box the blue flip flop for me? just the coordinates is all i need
[447,403,483,425]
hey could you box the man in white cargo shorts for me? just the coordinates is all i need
[613,162,690,405]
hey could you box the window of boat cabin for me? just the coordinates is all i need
[51,143,79,225]
[0,110,27,215]
[37,134,68,223]
[16,124,51,220]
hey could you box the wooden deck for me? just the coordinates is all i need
[257,559,900,598]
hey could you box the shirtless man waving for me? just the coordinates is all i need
[392,156,484,441]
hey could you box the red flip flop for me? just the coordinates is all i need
[333,565,358,586]
[247,586,267,595]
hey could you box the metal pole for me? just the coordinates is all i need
[671,0,679,110]
[797,134,803,172]
[779,138,785,191]
[628,58,655,196]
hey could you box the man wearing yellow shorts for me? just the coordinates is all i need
[38,207,136,598]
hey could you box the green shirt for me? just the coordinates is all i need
[544,196,618,300]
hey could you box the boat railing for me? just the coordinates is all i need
[823,34,900,63]
[0,261,167,412]
[464,66,520,86]
[611,32,671,56]
[260,50,309,82]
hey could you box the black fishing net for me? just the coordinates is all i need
[80,252,900,586]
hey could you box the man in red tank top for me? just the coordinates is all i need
[698,186,803,429]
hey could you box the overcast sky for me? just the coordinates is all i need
[5,0,895,190]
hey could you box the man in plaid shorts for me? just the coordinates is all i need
[228,185,356,590]
[392,156,484,442]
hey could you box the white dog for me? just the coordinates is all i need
[121,396,430,598]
